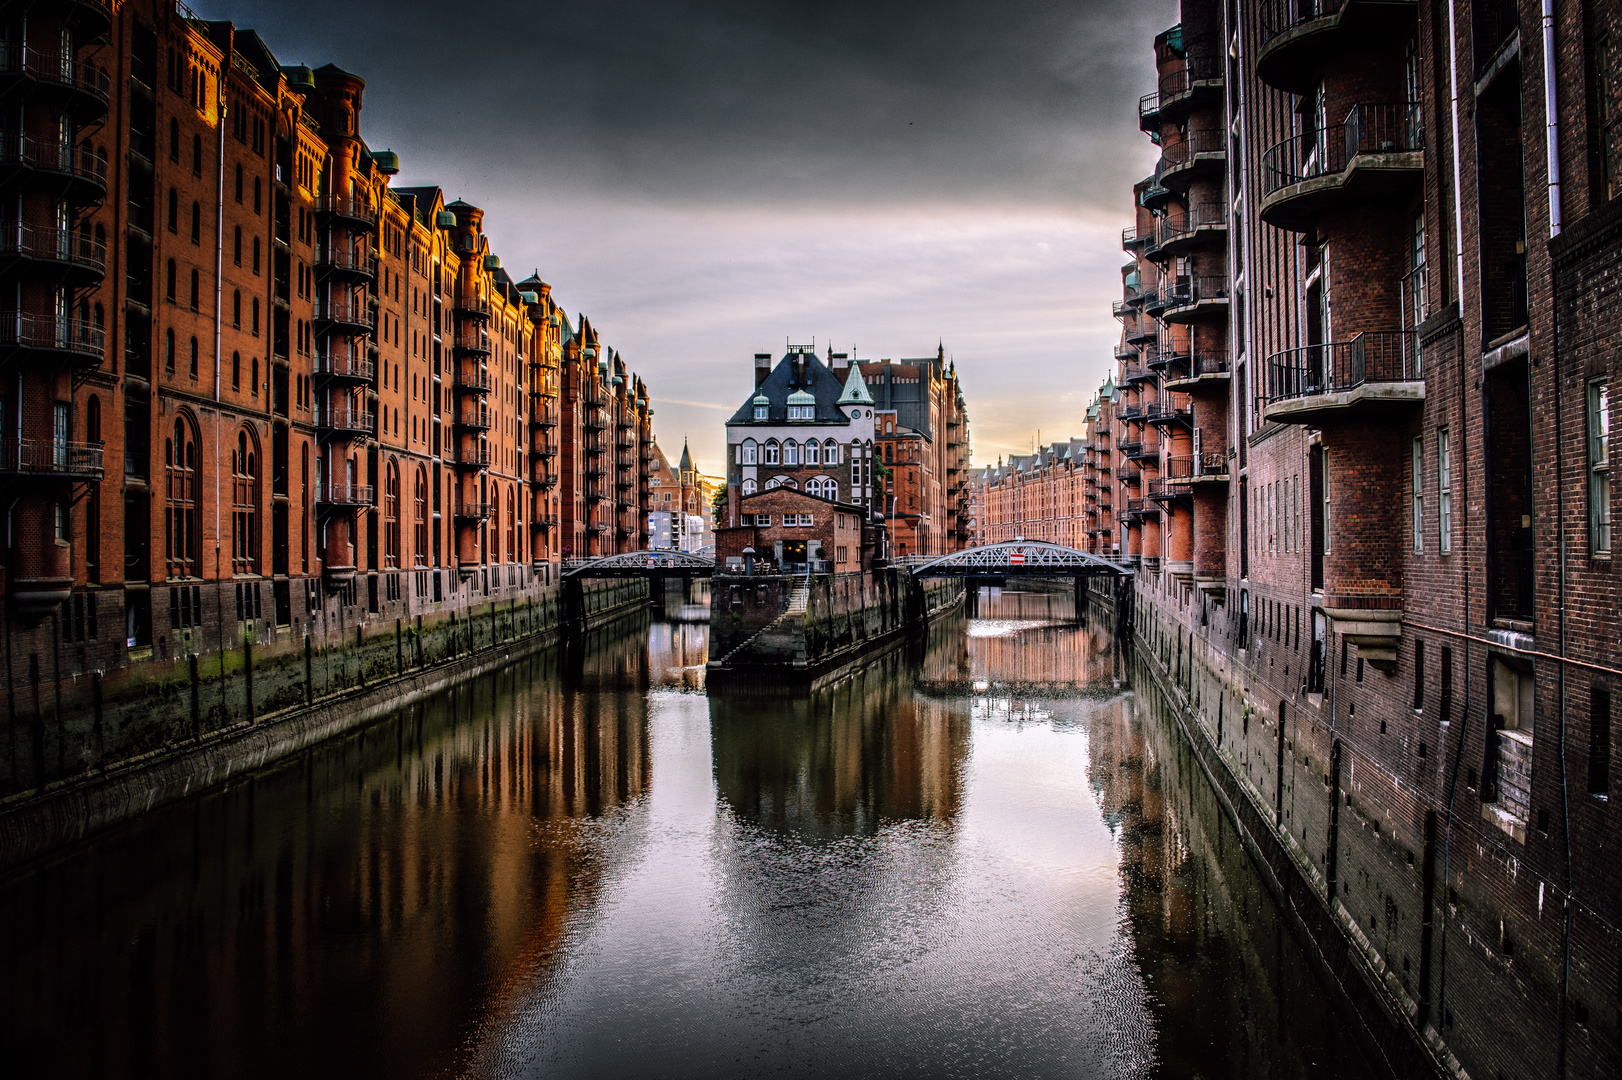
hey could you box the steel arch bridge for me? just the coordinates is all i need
[561,550,714,579]
[908,540,1133,580]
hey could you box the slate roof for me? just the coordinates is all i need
[726,352,854,426]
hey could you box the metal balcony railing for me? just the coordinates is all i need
[317,404,375,435]
[1261,102,1423,198]
[316,247,375,278]
[1163,451,1230,480]
[1265,330,1420,402]
[0,312,104,361]
[314,193,378,229]
[454,500,493,521]
[0,135,108,193]
[317,481,374,507]
[1158,127,1225,177]
[453,369,492,393]
[452,447,490,469]
[0,223,106,275]
[0,46,113,111]
[454,408,492,430]
[1158,274,1230,315]
[315,299,369,328]
[1157,53,1223,105]
[316,347,373,382]
[1155,201,1227,249]
[453,296,492,320]
[0,438,103,478]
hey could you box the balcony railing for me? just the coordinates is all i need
[1157,127,1225,185]
[1157,274,1229,319]
[454,500,493,521]
[314,193,378,230]
[317,403,375,435]
[1157,52,1223,110]
[316,347,373,382]
[453,368,493,393]
[1164,451,1230,480]
[1122,223,1151,251]
[1144,392,1192,424]
[317,481,374,507]
[1265,330,1420,403]
[453,296,492,320]
[0,135,108,197]
[1154,201,1227,252]
[314,299,370,329]
[0,46,113,114]
[1261,102,1423,200]
[0,312,104,363]
[0,438,102,478]
[316,247,375,279]
[454,408,492,430]
[0,223,105,276]
[451,446,490,469]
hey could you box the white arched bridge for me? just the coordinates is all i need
[906,540,1134,580]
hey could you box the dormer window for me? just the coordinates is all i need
[754,405,768,420]
[787,404,814,420]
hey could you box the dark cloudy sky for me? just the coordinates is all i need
[203,0,1174,473]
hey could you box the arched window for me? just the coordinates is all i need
[231,428,258,574]
[384,459,401,568]
[506,487,516,562]
[188,337,198,379]
[190,201,200,243]
[234,162,243,203]
[741,439,757,465]
[86,396,101,443]
[251,297,259,334]
[413,466,429,565]
[251,356,258,397]
[252,236,260,273]
[168,117,179,161]
[167,187,177,232]
[165,258,176,301]
[233,226,241,266]
[231,350,240,389]
[764,439,779,465]
[166,416,198,577]
[824,439,839,464]
[165,329,175,374]
[189,268,199,310]
[741,478,757,495]
[232,289,241,328]
[783,439,799,466]
[191,133,202,177]
[804,440,820,465]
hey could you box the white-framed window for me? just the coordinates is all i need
[1592,379,1611,555]
[1412,436,1424,553]
[800,513,814,526]
[741,439,756,465]
[764,440,779,465]
[754,405,768,420]
[757,514,771,526]
[784,440,799,465]
[825,439,839,464]
[805,440,820,465]
[1438,427,1452,553]
[741,478,756,495]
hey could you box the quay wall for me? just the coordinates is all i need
[1112,565,1621,1080]
[708,570,963,685]
[0,577,649,873]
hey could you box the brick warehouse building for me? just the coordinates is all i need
[1108,0,1622,1075]
[720,344,973,561]
[0,2,658,688]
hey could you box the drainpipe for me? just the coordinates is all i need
[213,85,227,659]
[1446,0,1467,298]
[1542,0,1563,237]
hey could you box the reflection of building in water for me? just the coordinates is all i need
[710,651,969,839]
[1085,686,1376,1079]
[958,589,1117,691]
[0,657,651,1079]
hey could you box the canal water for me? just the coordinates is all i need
[0,587,1378,1080]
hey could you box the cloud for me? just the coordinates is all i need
[196,0,1176,474]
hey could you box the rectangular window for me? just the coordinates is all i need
[1438,428,1452,553]
[1590,686,1612,795]
[1413,640,1425,710]
[1441,646,1453,721]
[757,514,770,526]
[1412,436,1424,553]
[1590,380,1611,554]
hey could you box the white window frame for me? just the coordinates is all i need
[1412,436,1424,553]
[1592,379,1611,555]
[1438,427,1452,554]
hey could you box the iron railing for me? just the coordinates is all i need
[317,481,374,506]
[313,193,378,228]
[316,347,373,382]
[0,135,108,190]
[1265,330,1420,402]
[1158,53,1223,104]
[1261,102,1423,198]
[0,312,104,359]
[1158,274,1230,313]
[0,438,102,477]
[1155,201,1227,248]
[1158,127,1225,177]
[0,223,106,273]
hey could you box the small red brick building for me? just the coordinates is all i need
[714,488,870,573]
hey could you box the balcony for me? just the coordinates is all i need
[453,332,491,357]
[1116,403,1145,422]
[1125,442,1160,463]
[0,223,105,282]
[1121,223,1152,252]
[534,440,558,458]
[1147,476,1193,502]
[530,405,557,428]
[450,446,490,471]
[315,346,374,385]
[1144,392,1192,426]
[1260,102,1423,231]
[0,136,107,204]
[0,312,104,367]
[316,246,375,281]
[453,407,492,431]
[452,368,492,394]
[1118,438,1144,458]
[1158,274,1229,323]
[1156,53,1223,123]
[314,298,370,336]
[1152,201,1227,259]
[1114,342,1139,361]
[1139,179,1174,212]
[1157,127,1225,191]
[314,193,378,233]
[316,481,374,510]
[453,296,492,321]
[1165,450,1230,485]
[1256,0,1419,94]
[1164,349,1232,392]
[1138,92,1162,134]
[453,500,493,522]
[583,410,607,431]
[1263,330,1422,424]
[0,438,102,480]
[0,42,111,115]
[317,403,375,439]
[1123,498,1160,521]
[1125,318,1158,345]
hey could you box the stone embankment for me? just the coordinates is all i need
[0,578,649,873]
[708,569,963,686]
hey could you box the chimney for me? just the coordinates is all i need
[754,352,772,389]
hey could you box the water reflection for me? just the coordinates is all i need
[0,583,1377,1080]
